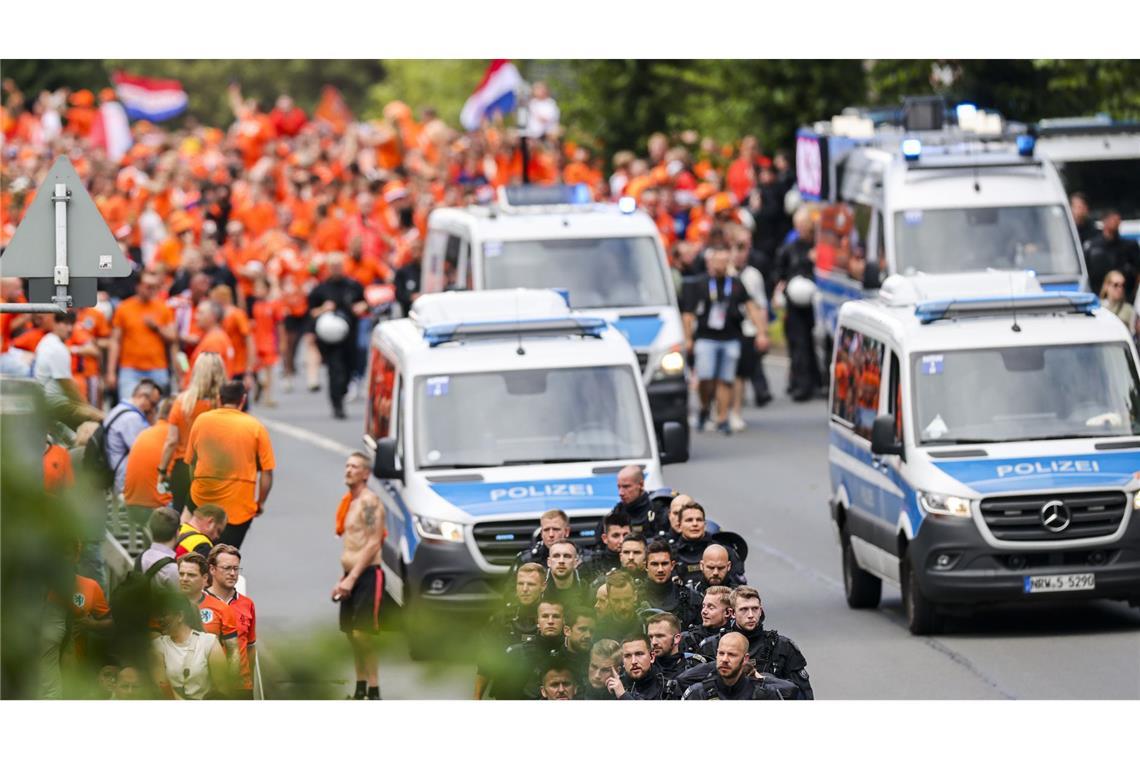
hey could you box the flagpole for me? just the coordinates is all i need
[517,80,531,185]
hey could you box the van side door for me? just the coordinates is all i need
[878,348,915,538]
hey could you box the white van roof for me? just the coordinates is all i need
[376,288,641,376]
[428,204,660,242]
[839,272,1129,355]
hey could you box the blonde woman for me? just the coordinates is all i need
[1100,270,1136,337]
[160,352,225,518]
[151,595,230,700]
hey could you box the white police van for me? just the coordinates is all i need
[796,97,1088,340]
[829,271,1140,634]
[363,288,685,618]
[422,185,689,460]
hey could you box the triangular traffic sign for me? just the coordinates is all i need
[0,156,131,279]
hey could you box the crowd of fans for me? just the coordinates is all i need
[475,465,812,700]
[2,77,817,700]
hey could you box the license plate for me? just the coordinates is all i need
[1023,573,1096,593]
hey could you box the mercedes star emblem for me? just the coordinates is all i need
[1039,500,1071,533]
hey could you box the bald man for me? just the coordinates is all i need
[606,465,655,537]
[686,544,738,598]
[681,631,797,700]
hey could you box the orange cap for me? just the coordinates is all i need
[694,183,716,201]
[69,89,95,107]
[711,192,736,215]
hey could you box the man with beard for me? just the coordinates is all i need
[543,540,588,610]
[686,544,740,599]
[645,612,694,681]
[641,540,699,628]
[607,634,671,700]
[681,632,795,700]
[593,571,643,643]
[582,513,630,582]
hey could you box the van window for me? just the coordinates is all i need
[422,229,448,293]
[852,333,885,439]
[832,327,858,427]
[444,234,462,290]
[851,203,872,261]
[367,347,396,441]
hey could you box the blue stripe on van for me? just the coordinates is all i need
[932,452,1140,494]
[430,476,619,517]
[612,316,663,349]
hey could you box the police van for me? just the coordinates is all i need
[796,97,1088,340]
[1034,115,1140,241]
[828,271,1140,634]
[421,185,689,460]
[363,288,685,617]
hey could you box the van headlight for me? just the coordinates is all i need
[917,491,972,518]
[659,350,685,375]
[413,516,465,542]
[1133,491,1140,511]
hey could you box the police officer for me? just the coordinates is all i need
[583,639,622,700]
[594,571,643,643]
[678,585,733,655]
[507,509,570,580]
[543,540,590,611]
[686,544,740,599]
[562,606,596,678]
[538,660,578,701]
[608,634,671,700]
[698,586,813,699]
[672,504,745,586]
[646,612,704,682]
[497,600,569,699]
[581,513,630,582]
[775,206,823,402]
[682,632,795,700]
[641,540,699,628]
[474,563,546,699]
[607,465,656,538]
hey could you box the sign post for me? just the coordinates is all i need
[0,156,131,313]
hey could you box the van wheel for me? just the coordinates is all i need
[842,533,881,609]
[901,556,942,635]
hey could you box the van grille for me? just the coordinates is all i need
[979,491,1127,541]
[472,515,603,567]
[636,352,650,373]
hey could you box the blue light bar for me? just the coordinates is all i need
[503,183,592,207]
[901,138,922,161]
[424,315,607,347]
[915,292,1099,324]
[955,103,977,124]
[1016,134,1036,157]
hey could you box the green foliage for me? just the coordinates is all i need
[2,60,111,96]
[362,59,489,122]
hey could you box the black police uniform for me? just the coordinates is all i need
[1086,232,1140,301]
[679,623,729,655]
[496,634,568,700]
[653,650,706,682]
[699,623,814,700]
[582,683,618,700]
[681,671,795,700]
[594,613,644,644]
[475,600,539,694]
[307,275,366,417]
[600,490,656,540]
[685,575,741,601]
[542,573,591,611]
[775,236,822,400]
[673,535,746,586]
[580,546,621,583]
[617,662,672,700]
[641,577,700,629]
[507,540,552,579]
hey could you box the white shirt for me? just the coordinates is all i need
[526,96,560,139]
[154,631,218,699]
[33,332,73,404]
[737,265,768,338]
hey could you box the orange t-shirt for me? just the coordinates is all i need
[197,592,239,646]
[222,307,252,375]
[190,327,236,378]
[207,590,256,689]
[185,407,275,525]
[252,299,285,357]
[168,394,215,461]
[122,420,174,508]
[11,327,44,352]
[69,575,111,660]
[112,296,174,371]
[44,444,75,493]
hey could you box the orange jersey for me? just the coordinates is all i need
[11,327,45,352]
[168,394,216,462]
[123,420,173,508]
[190,327,236,378]
[222,306,252,374]
[69,575,111,660]
[112,296,174,371]
[207,589,256,689]
[197,592,239,646]
[185,408,275,525]
[251,298,285,357]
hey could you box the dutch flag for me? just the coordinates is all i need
[460,60,522,132]
[112,71,189,122]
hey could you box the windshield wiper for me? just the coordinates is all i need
[1019,433,1130,442]
[418,462,502,470]
[923,437,1000,446]
[499,457,595,466]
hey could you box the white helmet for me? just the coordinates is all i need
[785,275,818,307]
[315,311,350,344]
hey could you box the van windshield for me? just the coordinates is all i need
[414,366,652,469]
[482,237,672,308]
[913,343,1140,445]
[893,205,1082,277]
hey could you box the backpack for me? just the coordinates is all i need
[110,555,177,647]
[83,407,143,490]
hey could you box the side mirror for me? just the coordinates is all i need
[659,421,689,465]
[870,415,904,458]
[862,260,882,291]
[373,437,403,482]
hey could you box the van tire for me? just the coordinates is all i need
[901,556,942,635]
[842,533,881,609]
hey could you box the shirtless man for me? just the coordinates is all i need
[332,452,386,700]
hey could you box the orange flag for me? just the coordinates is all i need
[314,86,352,136]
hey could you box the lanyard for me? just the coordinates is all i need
[708,276,733,303]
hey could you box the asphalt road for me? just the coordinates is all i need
[242,358,1140,699]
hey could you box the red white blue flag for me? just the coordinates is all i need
[112,71,189,122]
[460,60,522,132]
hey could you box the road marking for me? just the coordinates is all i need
[262,418,355,457]
[747,530,845,592]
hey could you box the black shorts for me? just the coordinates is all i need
[338,566,383,634]
[284,315,307,334]
[736,336,758,379]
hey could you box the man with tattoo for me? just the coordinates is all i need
[332,452,387,699]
